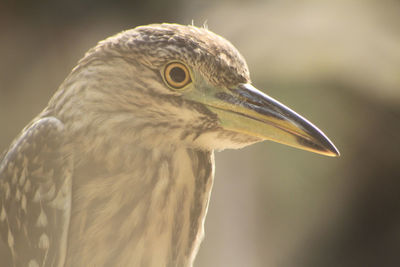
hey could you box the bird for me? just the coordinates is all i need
[0,23,339,267]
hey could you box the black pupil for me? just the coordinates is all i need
[169,67,186,83]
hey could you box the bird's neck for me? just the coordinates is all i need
[66,145,214,267]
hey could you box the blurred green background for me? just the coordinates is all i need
[1,0,400,266]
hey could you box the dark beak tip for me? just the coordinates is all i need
[320,140,340,157]
[326,148,340,157]
[330,146,341,157]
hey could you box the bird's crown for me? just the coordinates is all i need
[82,23,251,88]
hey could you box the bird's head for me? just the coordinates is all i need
[52,23,338,156]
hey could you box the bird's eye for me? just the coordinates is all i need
[163,62,191,90]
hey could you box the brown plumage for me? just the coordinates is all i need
[0,23,339,267]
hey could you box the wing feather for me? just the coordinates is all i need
[0,117,72,267]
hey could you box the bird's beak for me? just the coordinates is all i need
[204,83,339,157]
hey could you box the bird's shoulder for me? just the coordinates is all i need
[0,116,73,267]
